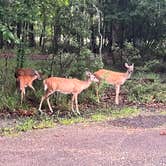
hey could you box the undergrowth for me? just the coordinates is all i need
[125,73,166,103]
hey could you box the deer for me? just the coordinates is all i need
[94,63,134,105]
[15,68,41,104]
[38,71,99,115]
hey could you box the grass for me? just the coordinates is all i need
[0,107,142,136]
[110,107,140,119]
[159,111,166,116]
[58,116,85,125]
[1,104,166,137]
[0,116,55,136]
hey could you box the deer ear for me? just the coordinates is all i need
[125,63,129,68]
[34,70,39,75]
[85,71,91,76]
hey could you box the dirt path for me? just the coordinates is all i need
[0,122,166,166]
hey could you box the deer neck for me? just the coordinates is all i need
[82,79,92,89]
[32,75,38,82]
[125,70,132,79]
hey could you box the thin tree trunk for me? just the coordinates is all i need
[17,22,22,39]
[93,4,103,59]
[52,9,61,54]
[39,4,46,52]
[29,23,35,47]
[91,24,97,53]
[50,11,61,76]
[0,31,3,49]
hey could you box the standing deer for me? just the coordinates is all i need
[38,71,99,114]
[94,63,134,105]
[15,68,41,104]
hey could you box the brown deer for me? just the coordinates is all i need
[15,68,41,104]
[38,71,99,114]
[94,63,134,105]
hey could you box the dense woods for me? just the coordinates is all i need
[0,0,165,72]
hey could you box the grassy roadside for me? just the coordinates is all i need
[0,106,165,137]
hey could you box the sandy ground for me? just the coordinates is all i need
[0,122,166,166]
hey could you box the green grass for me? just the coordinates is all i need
[58,117,85,125]
[0,116,55,136]
[111,107,140,119]
[159,111,166,116]
[91,113,109,122]
[0,106,143,136]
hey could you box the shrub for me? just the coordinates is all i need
[125,73,166,103]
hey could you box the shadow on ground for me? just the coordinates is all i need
[108,115,166,128]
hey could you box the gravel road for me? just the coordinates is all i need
[0,122,166,166]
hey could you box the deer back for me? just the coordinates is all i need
[94,63,134,85]
[15,68,41,80]
[44,77,80,94]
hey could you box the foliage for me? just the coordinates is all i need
[112,41,141,64]
[136,60,160,72]
[72,47,103,78]
[126,73,166,103]
[0,24,20,44]
[48,48,103,78]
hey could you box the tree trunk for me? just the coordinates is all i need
[52,9,61,54]
[53,23,61,53]
[0,31,3,49]
[108,24,115,64]
[131,17,136,47]
[22,22,28,42]
[28,23,35,47]
[39,22,46,52]
[50,12,61,76]
[17,22,22,39]
[90,12,97,53]
[39,4,46,52]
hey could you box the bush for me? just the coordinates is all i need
[71,47,104,78]
[125,73,166,103]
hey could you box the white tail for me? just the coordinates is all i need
[15,68,41,104]
[38,71,99,114]
[94,63,134,105]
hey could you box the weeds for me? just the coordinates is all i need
[0,116,54,136]
[111,107,140,119]
[58,117,85,125]
[91,113,109,122]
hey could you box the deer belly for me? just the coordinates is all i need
[55,86,74,94]
[56,89,71,94]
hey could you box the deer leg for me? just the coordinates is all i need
[74,94,80,115]
[96,82,100,103]
[71,95,75,113]
[38,96,45,112]
[115,85,120,105]
[21,88,25,105]
[39,91,54,113]
[29,84,36,92]
[46,97,53,113]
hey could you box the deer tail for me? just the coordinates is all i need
[43,80,48,91]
